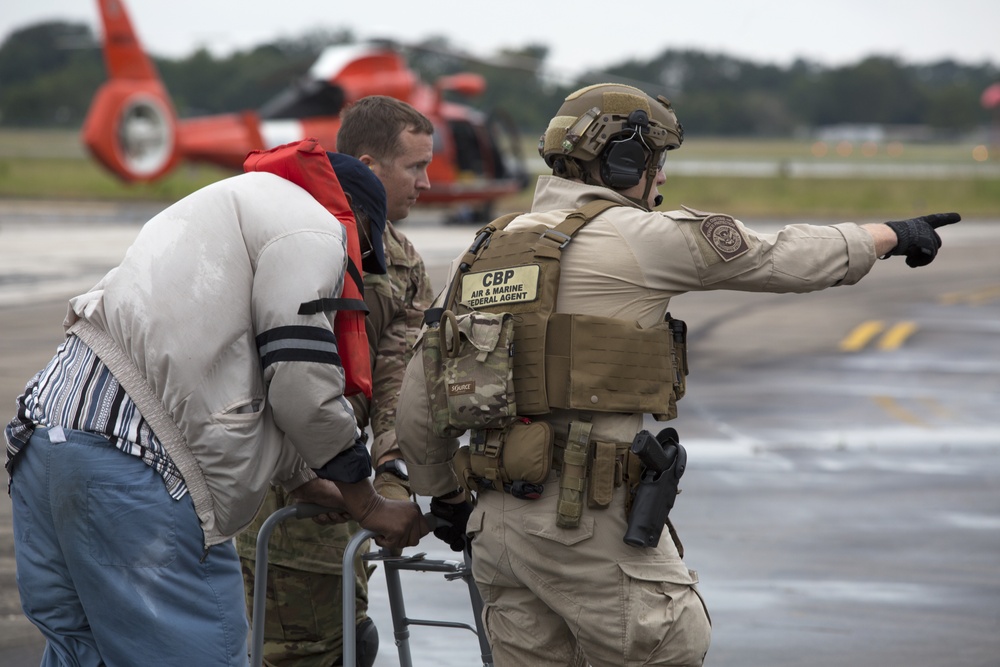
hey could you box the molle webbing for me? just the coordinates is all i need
[445,200,676,416]
[446,201,614,415]
[544,313,675,414]
[557,418,592,528]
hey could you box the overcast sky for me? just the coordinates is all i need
[3,0,999,77]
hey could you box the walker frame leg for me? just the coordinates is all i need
[251,504,492,667]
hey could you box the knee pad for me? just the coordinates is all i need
[355,616,379,667]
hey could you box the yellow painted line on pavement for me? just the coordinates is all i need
[939,285,1000,306]
[917,397,953,419]
[877,321,917,350]
[839,320,884,352]
[969,286,1000,305]
[840,320,920,351]
[873,396,928,427]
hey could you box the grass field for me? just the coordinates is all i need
[1,129,998,219]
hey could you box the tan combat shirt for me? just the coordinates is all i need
[397,175,877,496]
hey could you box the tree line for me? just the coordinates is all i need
[1,20,997,138]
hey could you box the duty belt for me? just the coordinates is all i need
[471,432,632,503]
[469,476,544,500]
[467,427,685,553]
[551,433,631,471]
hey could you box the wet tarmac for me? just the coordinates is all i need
[1,200,998,666]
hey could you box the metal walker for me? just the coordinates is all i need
[249,503,493,667]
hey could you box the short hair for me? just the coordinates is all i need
[336,95,434,161]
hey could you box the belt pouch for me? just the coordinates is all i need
[469,421,554,486]
[451,446,478,501]
[624,448,644,516]
[469,429,503,484]
[587,441,616,509]
[500,420,553,485]
[557,419,591,528]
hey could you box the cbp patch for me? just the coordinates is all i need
[461,264,540,308]
[700,215,749,261]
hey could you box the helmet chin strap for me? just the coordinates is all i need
[636,148,665,211]
[564,156,663,211]
[556,157,588,182]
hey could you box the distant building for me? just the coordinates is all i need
[815,124,938,143]
[816,124,885,143]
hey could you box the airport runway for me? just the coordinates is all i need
[1,200,998,666]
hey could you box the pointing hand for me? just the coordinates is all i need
[883,212,961,268]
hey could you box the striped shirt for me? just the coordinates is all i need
[4,335,187,499]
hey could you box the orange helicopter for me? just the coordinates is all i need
[82,0,530,215]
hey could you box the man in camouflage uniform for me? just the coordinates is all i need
[237,96,435,667]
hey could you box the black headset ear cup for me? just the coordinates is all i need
[600,139,646,189]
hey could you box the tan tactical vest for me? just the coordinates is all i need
[436,200,687,422]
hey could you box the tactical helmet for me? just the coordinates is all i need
[539,83,683,176]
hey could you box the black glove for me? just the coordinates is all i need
[883,212,960,268]
[429,497,473,552]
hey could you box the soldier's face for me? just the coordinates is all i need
[622,166,667,209]
[369,130,433,222]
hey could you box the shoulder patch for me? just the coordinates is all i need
[700,215,750,262]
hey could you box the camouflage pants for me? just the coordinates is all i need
[237,486,371,667]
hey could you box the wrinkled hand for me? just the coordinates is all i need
[429,497,473,552]
[370,474,413,556]
[359,496,428,549]
[289,478,350,525]
[337,479,427,549]
[884,212,961,267]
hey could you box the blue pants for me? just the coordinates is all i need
[10,427,249,666]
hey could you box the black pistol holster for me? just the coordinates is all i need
[624,427,687,548]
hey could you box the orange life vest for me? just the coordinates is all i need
[243,138,373,399]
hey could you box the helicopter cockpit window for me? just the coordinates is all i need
[485,126,509,179]
[449,119,484,176]
[258,78,346,120]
